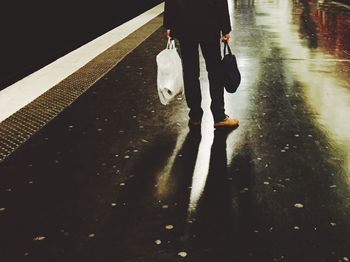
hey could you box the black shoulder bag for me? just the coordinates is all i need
[221,41,241,93]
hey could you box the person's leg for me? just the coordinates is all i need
[179,40,203,123]
[200,40,226,122]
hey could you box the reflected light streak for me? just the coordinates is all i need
[187,123,214,216]
[255,0,350,174]
[156,131,187,197]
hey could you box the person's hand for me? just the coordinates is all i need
[166,29,171,40]
[221,33,230,42]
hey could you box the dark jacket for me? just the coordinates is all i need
[163,0,231,41]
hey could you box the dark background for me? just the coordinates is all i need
[0,0,163,91]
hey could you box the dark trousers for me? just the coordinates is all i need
[179,40,226,122]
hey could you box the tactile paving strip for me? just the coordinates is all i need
[0,15,163,162]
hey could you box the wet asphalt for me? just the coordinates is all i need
[1,0,350,261]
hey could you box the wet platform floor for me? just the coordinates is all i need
[1,0,350,261]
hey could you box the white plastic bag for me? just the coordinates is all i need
[156,39,184,105]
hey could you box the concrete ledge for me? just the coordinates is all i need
[0,13,163,162]
[0,3,164,123]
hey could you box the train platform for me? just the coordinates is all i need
[0,1,350,261]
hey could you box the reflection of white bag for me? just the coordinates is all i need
[156,39,184,105]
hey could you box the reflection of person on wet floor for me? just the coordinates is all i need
[163,0,239,128]
[192,129,236,259]
[299,0,318,49]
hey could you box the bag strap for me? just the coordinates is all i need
[166,39,176,50]
[223,41,232,56]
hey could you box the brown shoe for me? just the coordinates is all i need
[214,116,239,128]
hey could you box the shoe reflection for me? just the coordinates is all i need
[297,0,318,49]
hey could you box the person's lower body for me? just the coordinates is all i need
[179,39,238,127]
